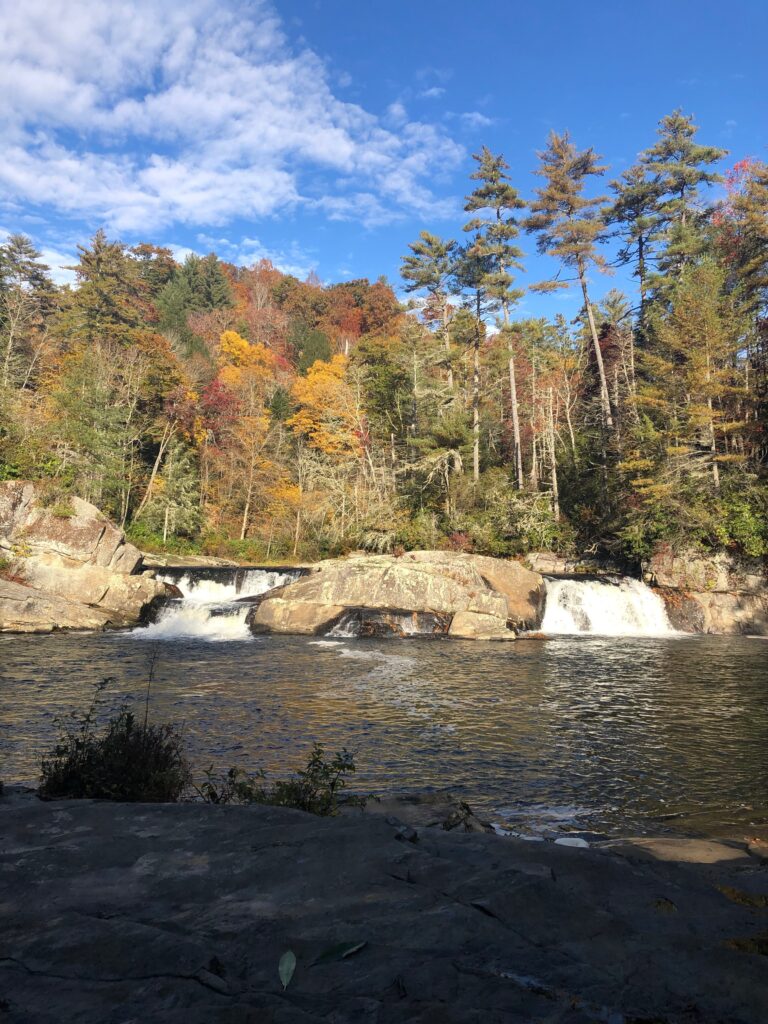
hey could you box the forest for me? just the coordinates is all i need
[1,110,766,565]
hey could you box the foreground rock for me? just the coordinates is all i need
[1,790,767,1023]
[0,481,173,632]
[248,551,543,641]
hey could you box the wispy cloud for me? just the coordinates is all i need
[419,86,445,99]
[0,0,463,235]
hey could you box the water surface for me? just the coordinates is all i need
[2,630,766,839]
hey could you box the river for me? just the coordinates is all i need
[2,613,766,840]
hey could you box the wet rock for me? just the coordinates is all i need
[448,610,516,641]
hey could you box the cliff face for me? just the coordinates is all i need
[0,481,173,633]
[644,546,768,636]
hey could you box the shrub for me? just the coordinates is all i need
[195,744,357,816]
[39,678,189,802]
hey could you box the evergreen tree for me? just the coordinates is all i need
[607,164,664,335]
[0,234,53,388]
[59,230,145,346]
[641,109,726,274]
[401,231,458,391]
[525,131,614,430]
[463,146,527,488]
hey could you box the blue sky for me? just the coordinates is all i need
[1,0,765,319]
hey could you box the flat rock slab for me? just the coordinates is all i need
[1,791,767,1023]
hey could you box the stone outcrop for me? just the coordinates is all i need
[644,545,768,636]
[2,789,767,1023]
[248,551,544,640]
[0,481,173,633]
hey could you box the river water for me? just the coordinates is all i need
[2,622,767,840]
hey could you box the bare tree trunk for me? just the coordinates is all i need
[443,299,454,393]
[472,315,480,484]
[548,388,559,520]
[579,272,614,430]
[133,421,176,520]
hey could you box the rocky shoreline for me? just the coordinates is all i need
[2,479,767,637]
[1,787,767,1023]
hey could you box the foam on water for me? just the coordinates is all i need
[138,567,298,641]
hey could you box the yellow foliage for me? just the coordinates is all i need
[287,355,361,457]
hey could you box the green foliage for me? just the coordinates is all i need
[39,679,190,802]
[195,744,358,816]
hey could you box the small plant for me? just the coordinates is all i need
[195,744,358,816]
[39,667,190,802]
[48,499,76,519]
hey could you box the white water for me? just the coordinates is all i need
[138,568,299,641]
[540,577,674,636]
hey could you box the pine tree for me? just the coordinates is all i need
[607,164,664,336]
[400,231,458,391]
[0,234,53,388]
[463,147,526,488]
[59,230,145,346]
[641,109,726,274]
[525,131,614,430]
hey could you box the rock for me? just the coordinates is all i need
[0,481,142,572]
[448,610,516,641]
[0,577,113,632]
[2,793,768,1023]
[644,545,766,595]
[248,551,539,641]
[0,481,173,633]
[659,587,768,636]
[456,554,543,629]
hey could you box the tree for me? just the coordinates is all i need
[463,146,526,487]
[641,109,726,274]
[525,131,614,430]
[0,234,53,389]
[58,230,146,347]
[607,164,664,337]
[401,232,458,391]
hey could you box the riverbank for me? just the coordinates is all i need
[1,788,767,1023]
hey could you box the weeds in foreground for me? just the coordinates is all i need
[195,744,359,816]
[39,669,190,802]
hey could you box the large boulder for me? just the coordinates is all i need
[0,481,172,632]
[659,588,768,636]
[248,551,544,640]
[0,578,114,632]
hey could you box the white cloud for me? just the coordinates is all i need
[196,233,315,278]
[420,87,445,99]
[0,0,463,234]
[459,111,494,130]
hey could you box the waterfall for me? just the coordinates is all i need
[540,577,674,636]
[137,567,302,641]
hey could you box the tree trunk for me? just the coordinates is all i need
[472,306,481,484]
[579,273,614,430]
[548,387,559,520]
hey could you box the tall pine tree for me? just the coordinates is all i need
[463,147,527,488]
[525,131,614,430]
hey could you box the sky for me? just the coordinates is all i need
[1,0,766,318]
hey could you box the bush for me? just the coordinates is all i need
[39,678,189,802]
[195,744,358,816]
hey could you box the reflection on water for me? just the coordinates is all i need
[1,631,766,838]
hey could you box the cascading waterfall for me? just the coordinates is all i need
[138,567,302,641]
[540,576,674,636]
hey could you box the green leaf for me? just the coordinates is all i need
[313,940,367,966]
[278,950,296,990]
